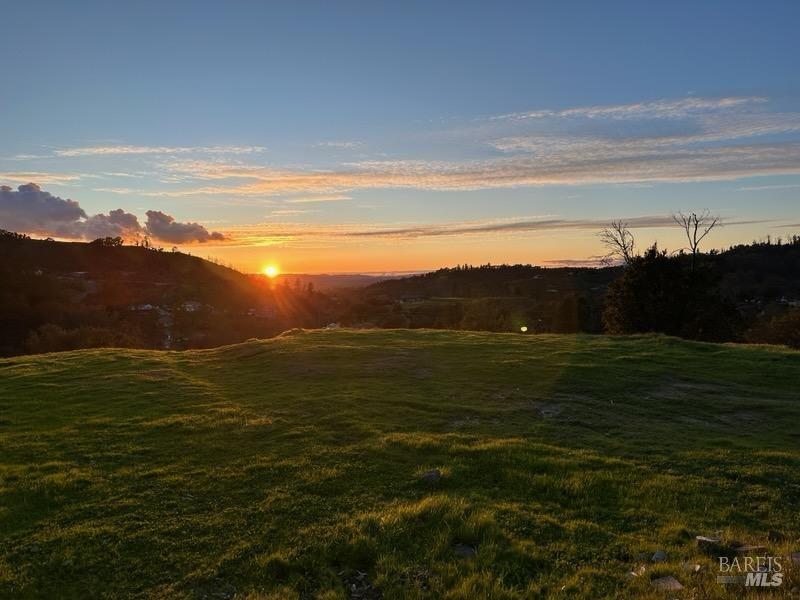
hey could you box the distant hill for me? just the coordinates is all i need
[2,329,798,597]
[362,238,800,303]
[1,234,258,308]
[0,233,334,355]
[2,231,799,354]
[711,239,800,301]
[363,263,622,300]
[274,272,411,291]
[335,240,800,335]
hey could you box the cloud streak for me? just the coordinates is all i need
[151,142,800,197]
[0,172,83,184]
[125,96,800,197]
[55,145,266,157]
[218,214,770,246]
[489,96,766,121]
[334,215,769,239]
[284,194,352,204]
[312,141,363,149]
[22,96,800,201]
[737,183,800,191]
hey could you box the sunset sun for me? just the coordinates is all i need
[263,264,279,278]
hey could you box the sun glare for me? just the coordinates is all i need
[263,265,279,278]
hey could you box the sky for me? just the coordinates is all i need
[1,0,799,274]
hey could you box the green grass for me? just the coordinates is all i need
[1,329,799,599]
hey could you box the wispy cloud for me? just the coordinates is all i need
[337,214,704,239]
[125,96,800,197]
[150,141,800,197]
[489,96,766,121]
[6,154,49,161]
[18,97,800,203]
[267,209,316,217]
[216,214,769,246]
[737,182,800,191]
[285,194,352,204]
[542,258,614,267]
[312,141,363,149]
[0,172,83,184]
[92,187,139,194]
[55,145,266,157]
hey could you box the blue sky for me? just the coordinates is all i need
[1,1,799,272]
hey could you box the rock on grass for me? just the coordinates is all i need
[651,576,683,591]
[420,469,441,484]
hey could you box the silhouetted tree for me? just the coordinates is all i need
[90,236,124,247]
[672,210,719,271]
[0,229,31,241]
[603,244,738,341]
[599,221,636,265]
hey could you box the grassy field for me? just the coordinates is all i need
[1,329,799,599]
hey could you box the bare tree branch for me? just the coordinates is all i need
[672,210,720,270]
[598,220,636,265]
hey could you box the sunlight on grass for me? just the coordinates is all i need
[1,330,799,598]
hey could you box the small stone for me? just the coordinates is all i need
[788,552,800,564]
[420,469,441,483]
[651,576,683,591]
[734,544,766,554]
[626,565,646,579]
[453,543,476,558]
[651,550,667,563]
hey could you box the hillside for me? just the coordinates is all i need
[2,330,799,598]
[274,273,409,292]
[0,234,260,307]
[0,234,335,355]
[339,241,800,335]
[362,240,800,304]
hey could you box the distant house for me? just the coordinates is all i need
[130,303,156,311]
[181,301,205,312]
[325,322,340,329]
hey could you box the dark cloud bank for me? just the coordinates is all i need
[0,183,225,244]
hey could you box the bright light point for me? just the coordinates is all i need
[263,265,279,278]
[520,326,528,333]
